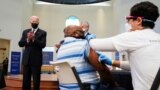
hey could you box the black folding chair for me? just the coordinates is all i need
[150,67,160,90]
[71,67,91,90]
[52,61,90,90]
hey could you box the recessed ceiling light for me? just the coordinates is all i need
[36,1,111,6]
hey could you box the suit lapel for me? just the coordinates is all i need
[35,29,40,35]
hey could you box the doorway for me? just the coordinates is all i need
[0,39,10,63]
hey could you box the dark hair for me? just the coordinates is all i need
[130,1,159,29]
[72,30,84,39]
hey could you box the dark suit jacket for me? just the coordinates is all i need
[18,28,47,66]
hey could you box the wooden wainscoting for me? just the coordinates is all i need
[41,65,55,74]
[3,74,58,90]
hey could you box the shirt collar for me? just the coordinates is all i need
[64,37,76,42]
[31,28,38,33]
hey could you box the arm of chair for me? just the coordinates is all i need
[71,67,91,90]
[150,67,160,90]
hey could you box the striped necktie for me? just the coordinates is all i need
[31,29,35,33]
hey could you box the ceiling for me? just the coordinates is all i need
[38,0,110,5]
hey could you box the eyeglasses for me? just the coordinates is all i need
[126,16,144,21]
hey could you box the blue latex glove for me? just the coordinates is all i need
[85,34,96,41]
[96,52,112,65]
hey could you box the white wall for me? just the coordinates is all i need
[0,0,22,51]
[33,3,114,46]
[1,0,160,53]
[112,0,160,34]
[33,0,160,47]
[0,0,34,72]
[0,0,160,71]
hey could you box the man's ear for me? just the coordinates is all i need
[137,17,143,25]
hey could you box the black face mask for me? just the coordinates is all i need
[31,23,38,29]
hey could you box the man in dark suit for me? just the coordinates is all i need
[80,21,96,40]
[80,21,90,37]
[18,16,47,90]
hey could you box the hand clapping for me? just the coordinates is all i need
[27,31,35,41]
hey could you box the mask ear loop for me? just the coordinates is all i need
[143,19,155,23]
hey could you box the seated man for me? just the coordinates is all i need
[56,25,124,90]
[56,25,100,90]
